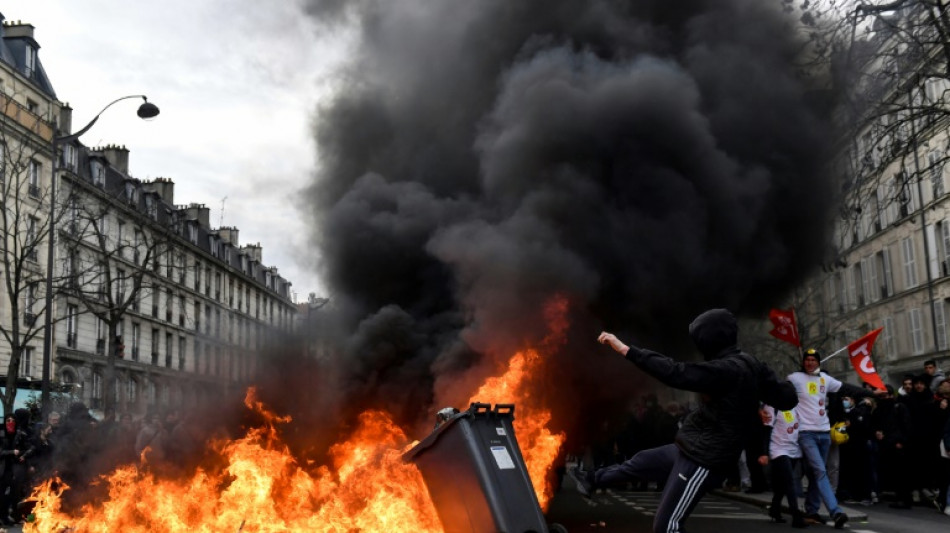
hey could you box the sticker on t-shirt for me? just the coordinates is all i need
[808,382,818,395]
[820,377,826,386]
[782,411,795,423]
[819,409,825,416]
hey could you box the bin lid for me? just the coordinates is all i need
[403,402,514,462]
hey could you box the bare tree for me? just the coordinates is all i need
[0,85,69,415]
[58,165,182,414]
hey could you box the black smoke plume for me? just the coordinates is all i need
[296,0,837,443]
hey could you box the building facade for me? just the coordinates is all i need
[0,13,297,415]
[795,7,950,382]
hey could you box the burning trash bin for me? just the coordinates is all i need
[405,402,559,533]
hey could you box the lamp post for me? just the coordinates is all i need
[40,95,160,415]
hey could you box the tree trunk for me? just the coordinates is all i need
[104,319,119,414]
[2,345,20,417]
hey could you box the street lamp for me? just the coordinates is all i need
[40,95,160,415]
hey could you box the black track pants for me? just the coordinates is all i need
[595,443,725,533]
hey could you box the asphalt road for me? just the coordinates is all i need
[546,478,950,533]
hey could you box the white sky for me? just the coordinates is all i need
[4,0,343,301]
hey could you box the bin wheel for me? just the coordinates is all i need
[548,523,568,533]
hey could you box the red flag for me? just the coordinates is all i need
[768,308,801,347]
[847,328,886,390]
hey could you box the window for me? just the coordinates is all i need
[209,236,219,257]
[145,194,157,219]
[133,231,142,265]
[901,236,918,289]
[188,223,198,244]
[117,220,126,258]
[909,308,925,355]
[28,160,40,197]
[66,305,78,348]
[165,332,173,367]
[20,347,33,377]
[194,261,201,291]
[116,269,126,303]
[930,151,945,199]
[91,161,105,187]
[24,45,36,77]
[936,300,948,351]
[128,379,138,403]
[131,323,140,361]
[24,283,37,325]
[96,318,106,355]
[61,144,78,172]
[179,336,186,371]
[194,339,202,374]
[26,216,38,261]
[125,182,137,205]
[151,328,159,365]
[92,372,103,407]
[864,256,878,303]
[877,249,893,297]
[166,290,174,322]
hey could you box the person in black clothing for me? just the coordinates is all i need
[873,386,914,509]
[0,412,33,525]
[836,395,874,505]
[572,309,798,533]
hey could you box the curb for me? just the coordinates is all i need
[712,490,870,522]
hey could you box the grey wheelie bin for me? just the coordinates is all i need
[404,402,560,533]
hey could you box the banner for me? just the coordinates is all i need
[768,308,801,347]
[846,328,886,390]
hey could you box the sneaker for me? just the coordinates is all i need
[871,492,879,504]
[859,499,872,507]
[569,466,595,498]
[944,506,950,517]
[833,512,848,529]
[804,513,826,525]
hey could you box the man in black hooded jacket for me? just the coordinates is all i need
[573,308,798,533]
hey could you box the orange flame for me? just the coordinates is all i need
[27,389,441,533]
[467,295,569,509]
[26,296,571,531]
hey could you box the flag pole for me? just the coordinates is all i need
[820,345,849,363]
[792,307,803,357]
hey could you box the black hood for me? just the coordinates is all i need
[688,308,738,360]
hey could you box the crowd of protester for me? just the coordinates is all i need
[0,404,210,526]
[573,358,950,526]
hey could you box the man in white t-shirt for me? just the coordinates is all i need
[787,348,880,529]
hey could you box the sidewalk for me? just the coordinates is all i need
[712,489,869,521]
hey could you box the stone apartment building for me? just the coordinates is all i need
[0,13,297,415]
[795,8,950,383]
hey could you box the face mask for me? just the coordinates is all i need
[842,400,853,410]
[5,420,15,433]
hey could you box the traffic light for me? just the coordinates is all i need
[115,335,125,358]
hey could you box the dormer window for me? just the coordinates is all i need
[26,99,38,114]
[125,181,139,204]
[24,45,37,77]
[145,194,157,219]
[61,144,78,171]
[91,161,105,187]
[209,236,219,257]
[188,223,198,244]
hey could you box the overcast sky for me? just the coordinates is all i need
[4,0,342,301]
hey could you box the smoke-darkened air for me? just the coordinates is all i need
[295,0,836,441]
